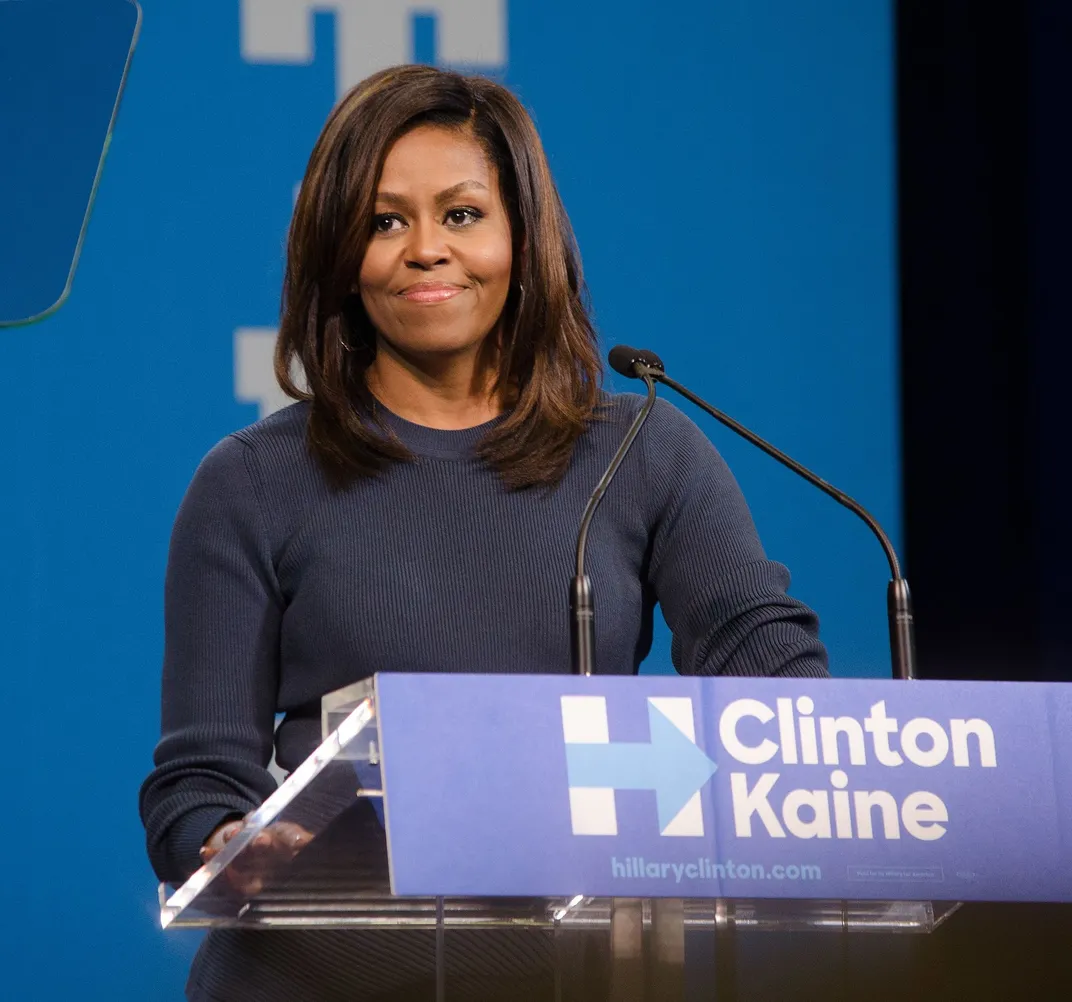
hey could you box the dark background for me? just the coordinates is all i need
[899,0,1071,682]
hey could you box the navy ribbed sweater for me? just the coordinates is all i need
[139,393,826,999]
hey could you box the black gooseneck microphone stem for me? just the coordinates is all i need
[571,374,659,676]
[658,375,901,574]
[654,372,917,681]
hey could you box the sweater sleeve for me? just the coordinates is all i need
[139,435,283,884]
[642,398,829,678]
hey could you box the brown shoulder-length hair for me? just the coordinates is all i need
[275,64,602,490]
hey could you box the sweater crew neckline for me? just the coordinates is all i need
[375,403,504,459]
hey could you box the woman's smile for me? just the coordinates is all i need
[397,281,468,304]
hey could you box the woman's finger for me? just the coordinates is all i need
[272,823,312,850]
[220,821,244,843]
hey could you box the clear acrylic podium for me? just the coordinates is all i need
[160,678,961,999]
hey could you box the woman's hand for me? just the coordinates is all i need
[200,816,314,896]
[199,817,246,863]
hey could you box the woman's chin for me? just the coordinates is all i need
[384,331,493,359]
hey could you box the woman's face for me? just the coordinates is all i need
[359,124,513,364]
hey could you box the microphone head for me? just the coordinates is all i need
[608,345,665,379]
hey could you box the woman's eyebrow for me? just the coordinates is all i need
[375,180,489,208]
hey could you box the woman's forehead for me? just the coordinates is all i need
[378,125,496,186]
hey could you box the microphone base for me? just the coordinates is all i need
[888,578,918,680]
[570,575,596,676]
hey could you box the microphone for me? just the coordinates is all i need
[570,364,660,675]
[607,344,666,379]
[609,345,917,681]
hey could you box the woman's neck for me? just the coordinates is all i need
[366,341,503,430]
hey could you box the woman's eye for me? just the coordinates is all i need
[372,214,404,234]
[446,207,483,227]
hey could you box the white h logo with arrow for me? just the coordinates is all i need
[561,696,718,838]
[241,0,507,99]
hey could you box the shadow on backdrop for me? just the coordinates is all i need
[0,0,140,327]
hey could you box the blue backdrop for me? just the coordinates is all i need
[3,1,895,997]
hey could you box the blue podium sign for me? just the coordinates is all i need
[375,674,1072,902]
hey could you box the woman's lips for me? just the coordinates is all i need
[398,283,466,304]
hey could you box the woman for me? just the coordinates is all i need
[140,65,827,1001]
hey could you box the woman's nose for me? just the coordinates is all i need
[404,217,450,270]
